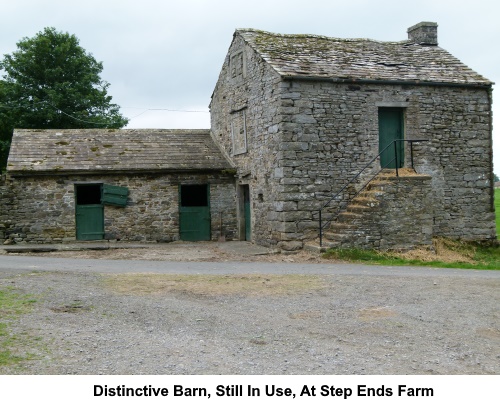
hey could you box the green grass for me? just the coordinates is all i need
[495,188,500,238]
[323,191,500,270]
[0,287,37,367]
[323,241,500,270]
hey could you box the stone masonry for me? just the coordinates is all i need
[1,23,496,249]
[1,129,238,244]
[210,24,496,249]
[0,172,236,244]
[322,172,434,250]
[210,34,283,247]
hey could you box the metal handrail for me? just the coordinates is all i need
[317,139,427,246]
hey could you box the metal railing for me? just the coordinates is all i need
[317,139,427,246]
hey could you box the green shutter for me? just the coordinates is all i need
[102,184,129,207]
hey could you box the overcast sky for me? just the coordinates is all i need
[1,0,499,171]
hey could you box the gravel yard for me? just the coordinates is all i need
[1,242,499,375]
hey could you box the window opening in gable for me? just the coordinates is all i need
[229,50,246,82]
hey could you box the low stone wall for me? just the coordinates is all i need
[1,172,237,244]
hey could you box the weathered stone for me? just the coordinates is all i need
[0,172,237,244]
[209,25,495,248]
[1,23,495,249]
[277,241,303,251]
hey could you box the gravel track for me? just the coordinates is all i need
[1,245,499,375]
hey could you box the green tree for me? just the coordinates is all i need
[0,27,128,169]
[494,173,499,183]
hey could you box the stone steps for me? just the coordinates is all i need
[304,169,433,251]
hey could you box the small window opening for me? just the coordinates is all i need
[180,185,208,207]
[75,184,102,205]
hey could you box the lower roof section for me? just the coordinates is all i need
[7,129,233,175]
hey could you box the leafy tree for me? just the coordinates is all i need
[0,80,15,169]
[0,27,128,169]
[494,173,499,183]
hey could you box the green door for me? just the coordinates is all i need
[243,185,251,241]
[379,108,404,169]
[75,184,105,241]
[75,205,104,240]
[179,185,211,241]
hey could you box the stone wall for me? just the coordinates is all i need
[210,34,496,248]
[327,174,434,250]
[210,34,284,247]
[0,175,12,240]
[0,172,237,244]
[276,80,495,243]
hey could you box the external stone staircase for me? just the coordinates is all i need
[304,169,434,252]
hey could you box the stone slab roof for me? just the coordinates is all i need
[7,129,233,175]
[236,29,491,86]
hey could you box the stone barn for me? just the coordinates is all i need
[1,22,496,250]
[209,22,496,250]
[1,129,237,243]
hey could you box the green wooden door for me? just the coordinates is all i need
[75,204,104,240]
[75,184,104,241]
[243,186,251,241]
[179,206,211,241]
[179,185,211,241]
[379,108,404,169]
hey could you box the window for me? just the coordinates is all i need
[231,109,247,155]
[229,50,246,82]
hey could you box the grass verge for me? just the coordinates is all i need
[495,188,500,238]
[323,239,500,270]
[0,287,37,367]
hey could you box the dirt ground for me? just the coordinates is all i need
[6,241,324,263]
[4,237,478,264]
[1,241,499,375]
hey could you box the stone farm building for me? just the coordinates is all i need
[0,22,496,250]
[1,129,238,243]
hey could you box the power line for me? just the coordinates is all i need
[0,100,121,127]
[43,101,115,126]
[124,107,209,120]
[124,107,209,113]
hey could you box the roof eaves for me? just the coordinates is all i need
[280,75,493,88]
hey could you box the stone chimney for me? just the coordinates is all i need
[407,22,438,45]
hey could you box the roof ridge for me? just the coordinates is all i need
[233,28,491,86]
[235,28,409,45]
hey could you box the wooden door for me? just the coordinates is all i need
[75,184,104,240]
[75,204,104,240]
[179,184,211,241]
[379,108,404,169]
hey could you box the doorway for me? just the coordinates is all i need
[378,108,404,169]
[179,184,211,241]
[75,184,104,241]
[241,185,251,241]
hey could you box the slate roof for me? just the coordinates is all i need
[236,29,491,86]
[7,129,232,175]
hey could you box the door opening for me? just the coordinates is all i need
[179,184,211,241]
[241,185,251,241]
[75,184,104,241]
